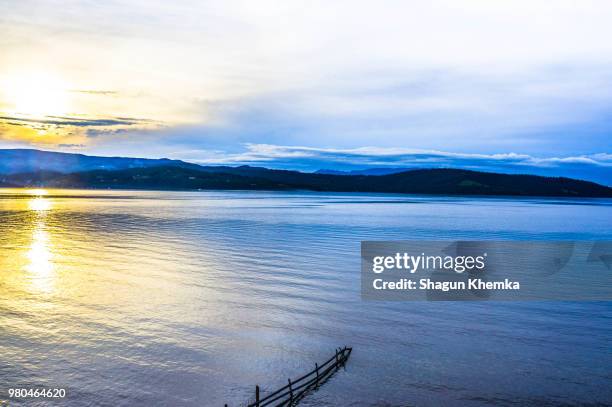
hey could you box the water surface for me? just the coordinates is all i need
[1,189,611,406]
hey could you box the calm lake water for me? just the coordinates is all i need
[1,189,611,406]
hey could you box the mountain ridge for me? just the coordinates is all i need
[1,148,611,197]
[2,164,611,198]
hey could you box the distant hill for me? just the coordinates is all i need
[1,163,611,197]
[0,149,202,174]
[1,149,611,197]
[3,167,288,191]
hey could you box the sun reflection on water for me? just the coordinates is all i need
[26,225,54,290]
[25,193,55,292]
[29,197,52,211]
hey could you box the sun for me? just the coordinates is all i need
[1,72,70,118]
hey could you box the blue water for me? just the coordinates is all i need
[0,189,610,406]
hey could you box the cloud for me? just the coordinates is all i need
[0,115,151,127]
[199,144,612,168]
[133,64,612,158]
[3,0,612,155]
[0,114,161,146]
[71,90,118,96]
[57,143,86,148]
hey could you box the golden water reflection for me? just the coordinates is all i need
[0,188,233,325]
[25,193,55,293]
[26,224,55,293]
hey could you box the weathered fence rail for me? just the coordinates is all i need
[225,346,352,407]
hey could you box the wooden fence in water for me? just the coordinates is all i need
[225,346,352,407]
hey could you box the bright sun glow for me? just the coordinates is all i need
[2,73,70,118]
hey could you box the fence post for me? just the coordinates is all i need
[315,362,320,387]
[288,378,293,404]
[255,385,260,407]
[335,348,339,369]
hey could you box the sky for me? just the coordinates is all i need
[1,0,611,183]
